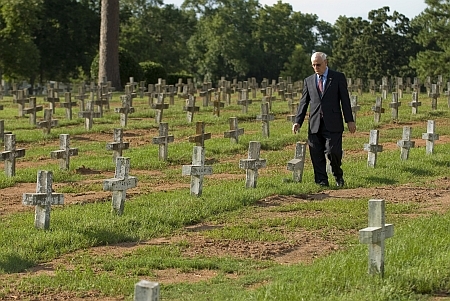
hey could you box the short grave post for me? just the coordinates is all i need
[152,122,174,161]
[286,142,306,182]
[0,134,26,176]
[134,280,160,301]
[22,97,43,125]
[103,157,138,215]
[50,134,79,170]
[359,199,394,277]
[422,120,439,155]
[371,97,385,123]
[239,141,267,188]
[22,170,64,230]
[396,126,415,160]
[408,91,421,114]
[106,128,130,163]
[364,130,383,168]
[60,92,78,120]
[389,92,401,121]
[182,146,213,196]
[188,121,211,148]
[37,108,58,134]
[223,117,244,143]
[256,102,274,138]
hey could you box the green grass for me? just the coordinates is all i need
[0,89,449,300]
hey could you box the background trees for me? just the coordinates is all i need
[0,0,444,88]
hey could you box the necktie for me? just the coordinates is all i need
[318,75,323,94]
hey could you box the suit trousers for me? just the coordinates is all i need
[308,120,343,184]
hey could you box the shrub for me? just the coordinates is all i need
[139,61,167,86]
[166,72,194,86]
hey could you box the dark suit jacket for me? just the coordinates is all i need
[295,69,354,134]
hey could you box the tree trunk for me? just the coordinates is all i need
[98,0,121,89]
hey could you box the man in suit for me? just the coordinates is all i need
[292,52,356,187]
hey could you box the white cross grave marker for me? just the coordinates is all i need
[182,146,213,196]
[239,141,267,188]
[51,134,79,170]
[134,280,160,301]
[422,120,439,155]
[287,142,306,182]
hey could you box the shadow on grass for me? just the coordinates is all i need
[0,253,35,273]
[364,176,397,185]
[401,166,434,177]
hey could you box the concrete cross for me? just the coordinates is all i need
[286,142,306,182]
[139,81,146,98]
[359,199,394,277]
[22,97,43,125]
[152,122,174,161]
[183,95,199,123]
[78,101,101,130]
[134,280,160,301]
[22,170,64,230]
[429,84,439,110]
[152,93,169,124]
[286,100,298,123]
[13,89,29,117]
[256,102,275,138]
[0,134,25,176]
[75,85,88,111]
[182,146,213,196]
[380,77,389,100]
[103,157,138,215]
[351,95,361,123]
[212,92,224,117]
[364,130,383,168]
[106,128,130,164]
[408,91,421,114]
[396,126,415,160]
[188,121,211,148]
[37,109,58,134]
[371,97,385,123]
[223,117,244,143]
[45,88,60,114]
[422,120,439,155]
[239,141,267,188]
[116,93,135,127]
[389,92,401,121]
[51,134,79,170]
[60,92,77,120]
[237,89,252,113]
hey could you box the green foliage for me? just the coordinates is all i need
[139,61,167,85]
[166,72,194,85]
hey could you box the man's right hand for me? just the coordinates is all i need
[292,123,300,134]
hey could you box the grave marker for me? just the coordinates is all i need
[50,134,78,170]
[22,170,64,230]
[152,93,169,124]
[389,92,401,120]
[359,199,394,277]
[188,121,211,147]
[106,128,130,163]
[422,120,439,155]
[239,141,267,188]
[183,95,199,123]
[0,120,12,141]
[13,89,29,117]
[223,117,244,143]
[116,93,135,127]
[396,126,415,160]
[286,142,306,182]
[22,97,43,125]
[78,101,101,130]
[103,157,138,215]
[75,85,88,111]
[152,122,174,161]
[364,130,383,168]
[430,84,439,110]
[0,134,25,176]
[182,146,213,196]
[45,88,60,113]
[237,89,252,113]
[371,97,385,123]
[408,92,421,114]
[350,95,360,123]
[212,92,224,117]
[134,280,160,301]
[256,102,274,138]
[37,109,58,134]
[60,92,77,120]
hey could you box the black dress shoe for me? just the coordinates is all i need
[336,178,345,187]
[317,181,329,187]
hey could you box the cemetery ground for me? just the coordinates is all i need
[0,86,450,300]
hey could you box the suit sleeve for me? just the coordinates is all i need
[295,78,310,127]
[338,74,354,123]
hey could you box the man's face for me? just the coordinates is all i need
[311,56,327,75]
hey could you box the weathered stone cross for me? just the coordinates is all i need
[22,170,64,230]
[350,95,361,123]
[60,92,78,120]
[359,199,394,277]
[22,97,43,125]
[152,122,174,161]
[51,134,79,170]
[106,128,130,163]
[223,117,244,143]
[116,93,135,127]
[396,126,415,160]
[286,142,306,182]
[45,88,60,114]
[371,97,385,123]
[239,141,267,188]
[37,108,58,134]
[389,92,401,120]
[152,93,169,124]
[422,120,439,155]
[134,280,160,301]
[182,146,213,196]
[237,89,252,113]
[408,91,421,114]
[103,157,138,215]
[364,130,383,168]
[13,89,29,117]
[256,103,275,138]
[429,83,439,110]
[188,121,211,148]
[0,134,26,176]
[78,101,101,130]
[183,95,199,123]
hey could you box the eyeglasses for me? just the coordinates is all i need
[312,64,321,67]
